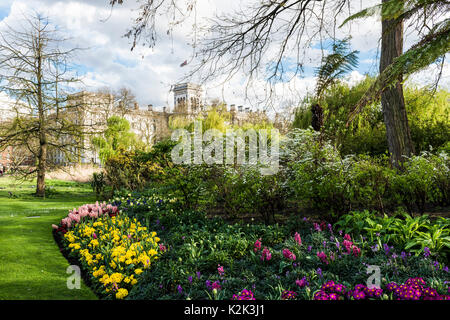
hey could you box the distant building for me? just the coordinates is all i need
[1,82,289,166]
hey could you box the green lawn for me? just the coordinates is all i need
[0,176,97,300]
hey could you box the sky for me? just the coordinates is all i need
[0,0,448,115]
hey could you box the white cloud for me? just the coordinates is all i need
[0,0,448,114]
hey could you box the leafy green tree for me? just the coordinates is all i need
[91,116,144,163]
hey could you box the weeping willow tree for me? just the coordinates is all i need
[91,116,144,163]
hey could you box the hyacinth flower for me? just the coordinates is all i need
[261,247,272,261]
[254,238,262,252]
[317,251,328,265]
[296,277,309,288]
[282,249,296,261]
[217,264,225,277]
[294,232,302,246]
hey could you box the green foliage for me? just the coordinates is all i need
[391,152,450,212]
[315,38,359,100]
[91,116,145,163]
[122,204,449,300]
[293,77,449,156]
[336,210,450,260]
[341,0,450,119]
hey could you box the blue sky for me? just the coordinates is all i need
[0,0,448,113]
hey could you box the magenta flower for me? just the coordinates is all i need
[294,232,302,246]
[217,264,225,277]
[282,249,296,261]
[261,247,272,261]
[232,289,255,300]
[254,238,262,252]
[295,277,308,288]
[281,290,297,300]
[317,251,328,265]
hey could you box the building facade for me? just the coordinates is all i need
[1,82,289,166]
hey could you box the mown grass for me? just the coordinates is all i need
[0,176,97,300]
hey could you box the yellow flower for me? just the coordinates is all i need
[110,272,124,284]
[116,288,128,299]
[134,268,143,275]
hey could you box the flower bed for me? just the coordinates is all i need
[112,196,449,300]
[53,198,450,300]
[53,202,160,299]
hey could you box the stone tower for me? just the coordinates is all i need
[173,83,203,114]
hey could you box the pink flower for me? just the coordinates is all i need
[344,234,351,241]
[217,264,224,277]
[261,247,272,261]
[294,232,302,246]
[254,238,262,252]
[317,251,329,264]
[93,233,97,239]
[159,243,167,252]
[212,281,221,290]
[283,249,296,261]
[352,245,361,257]
[52,224,58,230]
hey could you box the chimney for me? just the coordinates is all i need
[134,102,139,110]
[238,105,243,112]
[245,107,250,113]
[163,107,167,113]
[148,104,153,111]
[230,104,236,112]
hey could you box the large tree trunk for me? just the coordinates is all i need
[380,0,415,168]
[36,139,47,198]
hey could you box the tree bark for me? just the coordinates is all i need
[380,0,415,168]
[36,138,47,197]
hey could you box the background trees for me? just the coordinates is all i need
[109,0,449,167]
[0,14,84,197]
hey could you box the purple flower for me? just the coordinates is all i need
[383,243,390,255]
[232,289,255,300]
[281,290,297,300]
[401,251,407,261]
[188,276,193,284]
[196,271,201,279]
[307,245,312,252]
[177,285,183,294]
[317,268,322,278]
[424,247,431,258]
[296,277,308,288]
[433,261,440,271]
[443,266,449,273]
